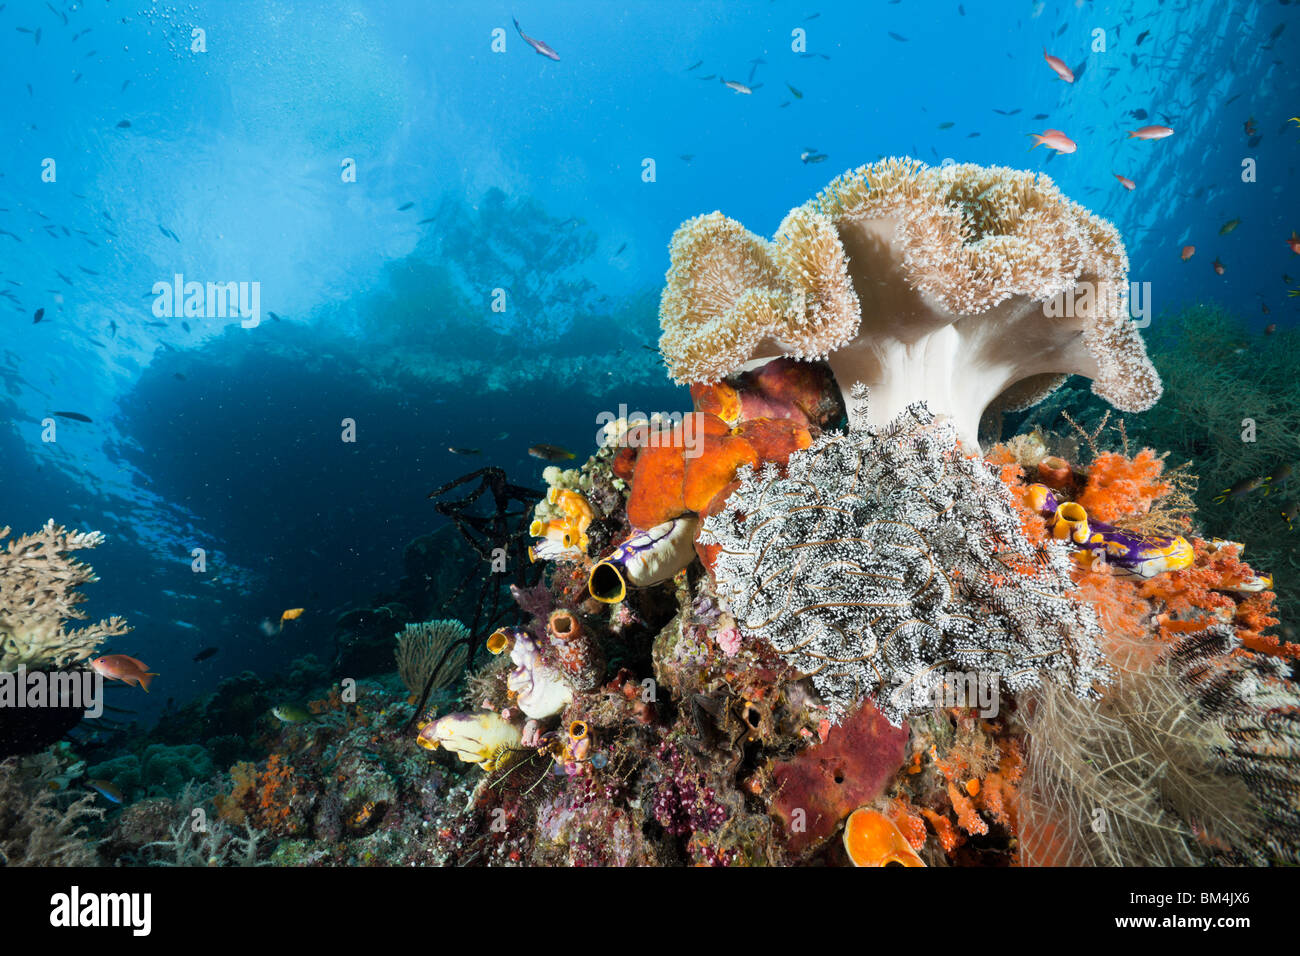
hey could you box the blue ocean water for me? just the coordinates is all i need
[0,0,1295,726]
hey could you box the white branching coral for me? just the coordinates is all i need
[0,521,131,672]
[698,388,1110,725]
[658,158,1161,450]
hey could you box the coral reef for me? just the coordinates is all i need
[0,521,131,671]
[16,179,1299,872]
[990,443,1300,864]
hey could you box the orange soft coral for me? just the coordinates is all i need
[1140,539,1295,658]
[985,443,1019,468]
[919,807,961,853]
[1069,571,1160,669]
[981,740,1024,833]
[995,462,1051,546]
[947,781,989,836]
[215,754,304,835]
[1076,449,1170,522]
[214,761,258,826]
[888,797,929,851]
[997,447,1296,661]
[927,723,1025,841]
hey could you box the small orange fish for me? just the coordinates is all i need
[275,607,306,633]
[1180,245,1195,261]
[1214,257,1225,275]
[1042,49,1074,83]
[1028,128,1076,153]
[1114,173,1136,190]
[1128,124,1174,140]
[90,655,158,692]
[1287,231,1300,255]
[1265,322,1276,334]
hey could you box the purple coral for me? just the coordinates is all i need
[509,582,555,639]
[692,593,723,625]
[650,744,727,836]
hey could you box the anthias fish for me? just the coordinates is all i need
[1128,125,1174,139]
[1029,129,1076,153]
[91,655,158,692]
[1042,49,1074,82]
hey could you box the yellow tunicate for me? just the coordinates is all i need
[421,711,521,772]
